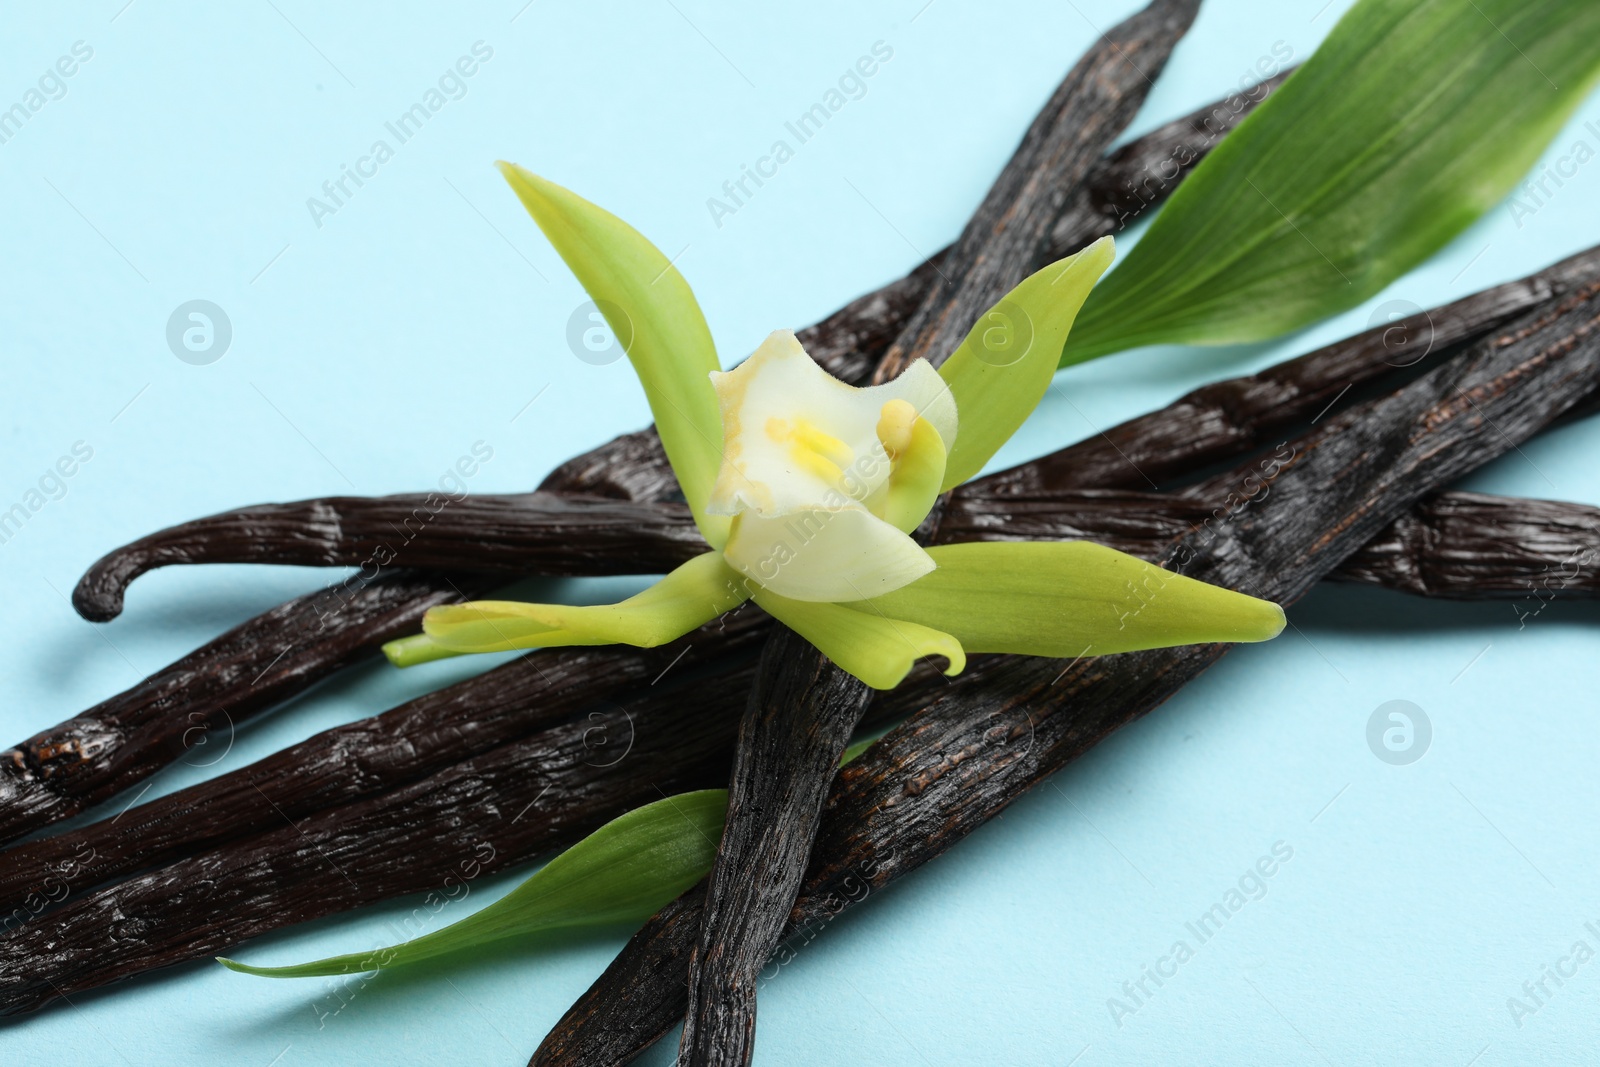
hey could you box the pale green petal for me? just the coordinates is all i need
[878,413,948,534]
[754,589,964,690]
[863,541,1284,658]
[420,551,747,655]
[219,790,728,978]
[382,632,469,668]
[497,163,730,548]
[723,507,934,604]
[938,237,1114,489]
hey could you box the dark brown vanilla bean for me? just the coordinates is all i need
[0,658,762,1016]
[1334,491,1600,600]
[4,481,1585,940]
[0,645,951,1014]
[539,66,1287,502]
[938,483,1600,601]
[0,569,492,848]
[678,630,872,1066]
[530,282,1600,1066]
[72,492,705,623]
[683,5,1204,1061]
[977,244,1600,497]
[871,0,1201,385]
[1042,68,1293,262]
[4,486,1590,925]
[0,614,769,919]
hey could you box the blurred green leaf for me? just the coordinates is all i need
[1062,0,1600,362]
[220,790,729,979]
[840,724,895,766]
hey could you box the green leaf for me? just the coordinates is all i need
[419,551,748,655]
[219,790,729,979]
[497,163,731,547]
[1062,0,1600,362]
[863,541,1284,658]
[753,589,965,690]
[939,237,1114,489]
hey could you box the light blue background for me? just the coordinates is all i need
[3,1,1599,1064]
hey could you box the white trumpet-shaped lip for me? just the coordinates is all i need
[706,330,956,516]
[705,329,958,602]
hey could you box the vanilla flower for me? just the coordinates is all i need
[707,329,955,602]
[385,165,1284,689]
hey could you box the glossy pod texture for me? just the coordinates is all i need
[0,658,762,1014]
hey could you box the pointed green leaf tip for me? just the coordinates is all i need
[496,162,730,548]
[218,790,729,979]
[938,236,1114,490]
[863,541,1284,657]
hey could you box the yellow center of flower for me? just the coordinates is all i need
[766,416,855,487]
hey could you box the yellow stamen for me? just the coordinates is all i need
[876,399,917,459]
